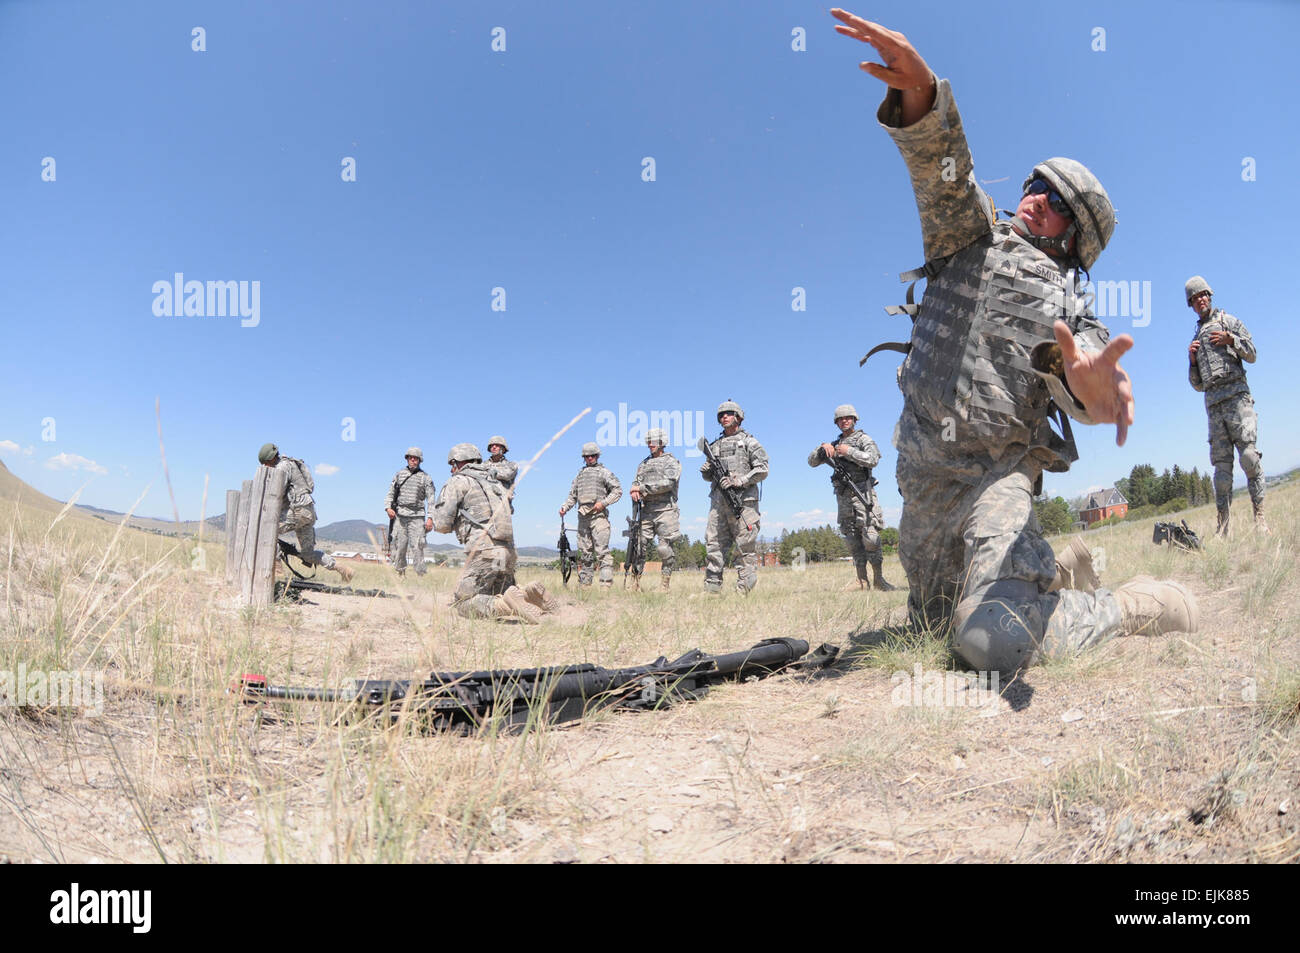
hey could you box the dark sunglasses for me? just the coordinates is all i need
[1025,178,1074,219]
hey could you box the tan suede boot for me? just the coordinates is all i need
[1047,537,1100,593]
[1114,576,1199,636]
[660,575,671,592]
[630,574,641,592]
[495,586,542,624]
[335,563,355,584]
[1216,506,1230,538]
[1254,501,1270,535]
[524,581,559,613]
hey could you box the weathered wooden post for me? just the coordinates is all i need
[224,488,241,585]
[229,479,253,586]
[237,467,286,607]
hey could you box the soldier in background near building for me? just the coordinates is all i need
[701,401,768,594]
[485,436,518,491]
[258,442,354,584]
[1186,275,1266,536]
[629,428,682,591]
[559,442,623,589]
[809,404,896,591]
[385,447,435,576]
[831,10,1197,676]
[432,443,556,623]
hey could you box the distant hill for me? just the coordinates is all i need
[0,459,80,516]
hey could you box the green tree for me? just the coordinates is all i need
[1034,496,1074,536]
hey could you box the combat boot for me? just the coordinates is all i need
[1114,576,1199,637]
[871,565,898,592]
[1047,537,1100,593]
[495,586,542,624]
[660,575,671,592]
[523,581,559,613]
[1254,501,1270,535]
[1216,507,1230,538]
[599,580,613,590]
[336,563,355,584]
[630,574,641,592]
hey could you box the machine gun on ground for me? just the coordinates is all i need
[557,517,574,584]
[622,500,644,587]
[234,637,837,732]
[276,539,392,598]
[1153,519,1203,551]
[696,436,752,530]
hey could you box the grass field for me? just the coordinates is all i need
[1,471,1297,863]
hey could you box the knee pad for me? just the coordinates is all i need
[952,580,1044,676]
[1241,447,1262,477]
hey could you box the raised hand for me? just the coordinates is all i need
[1054,321,1135,446]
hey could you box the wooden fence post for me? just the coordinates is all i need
[224,489,241,585]
[237,467,286,607]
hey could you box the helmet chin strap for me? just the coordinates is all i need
[1004,212,1077,262]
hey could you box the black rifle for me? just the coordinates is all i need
[623,500,644,587]
[558,516,574,584]
[1153,519,1203,551]
[234,638,837,732]
[277,537,316,579]
[820,443,874,517]
[277,539,393,598]
[696,436,752,530]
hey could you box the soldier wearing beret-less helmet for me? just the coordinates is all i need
[485,436,518,492]
[629,428,683,591]
[559,442,622,588]
[1185,276,1266,536]
[810,404,896,591]
[700,401,768,594]
[256,442,353,584]
[384,446,436,576]
[832,10,1197,676]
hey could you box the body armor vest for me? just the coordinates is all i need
[896,222,1079,469]
[1193,310,1249,408]
[636,453,680,505]
[830,432,874,489]
[710,431,762,505]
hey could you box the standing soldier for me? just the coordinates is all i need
[629,428,682,591]
[258,443,353,584]
[701,401,768,594]
[385,447,436,576]
[485,436,518,492]
[432,443,555,623]
[810,404,897,591]
[1186,276,1267,535]
[830,11,1197,676]
[559,442,622,589]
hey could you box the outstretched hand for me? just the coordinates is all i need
[1054,321,1135,446]
[831,10,932,88]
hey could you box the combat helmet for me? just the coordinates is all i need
[1022,158,1115,271]
[833,404,859,423]
[580,441,601,458]
[405,446,423,461]
[447,443,482,464]
[716,400,744,423]
[487,435,509,452]
[645,428,668,446]
[257,442,279,464]
[1184,275,1213,304]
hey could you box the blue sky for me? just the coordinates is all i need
[3,0,1298,546]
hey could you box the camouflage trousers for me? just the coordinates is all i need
[279,505,336,570]
[577,510,613,585]
[705,503,760,592]
[1207,394,1264,511]
[896,412,1122,672]
[837,488,884,583]
[451,539,518,619]
[391,515,427,575]
[633,502,680,577]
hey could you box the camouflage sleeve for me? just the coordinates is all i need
[1189,349,1205,392]
[563,475,578,511]
[421,472,436,515]
[843,435,881,469]
[878,78,995,263]
[808,446,827,467]
[1221,313,1257,364]
[431,479,462,534]
[632,459,648,491]
[665,456,681,489]
[740,438,769,486]
[602,469,623,508]
[383,472,400,511]
[1031,290,1113,425]
[492,460,519,488]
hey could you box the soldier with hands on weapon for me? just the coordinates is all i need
[700,401,768,594]
[809,404,897,591]
[628,428,682,591]
[559,442,623,589]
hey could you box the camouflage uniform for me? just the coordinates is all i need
[875,78,1123,671]
[808,430,886,584]
[1188,308,1263,521]
[385,465,435,575]
[274,456,337,571]
[562,461,622,586]
[486,437,519,492]
[631,447,682,581]
[701,430,768,592]
[432,464,518,618]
